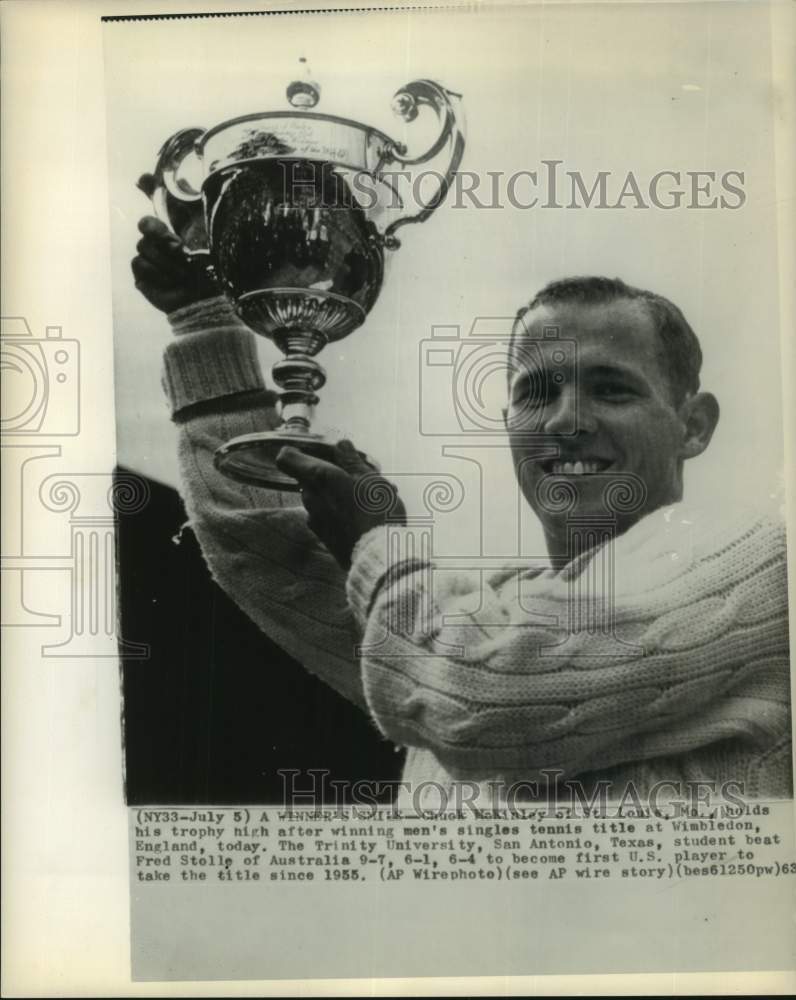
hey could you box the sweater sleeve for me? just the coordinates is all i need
[162,297,366,710]
[345,508,791,779]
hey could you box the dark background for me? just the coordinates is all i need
[116,467,404,804]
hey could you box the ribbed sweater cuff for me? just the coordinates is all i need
[346,527,392,629]
[167,295,246,335]
[346,525,429,630]
[162,298,265,416]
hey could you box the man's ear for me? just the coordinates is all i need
[679,392,720,459]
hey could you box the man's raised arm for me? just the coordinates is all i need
[134,215,367,709]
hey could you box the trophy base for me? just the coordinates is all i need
[214,428,338,490]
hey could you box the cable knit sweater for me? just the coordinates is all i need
[161,297,793,802]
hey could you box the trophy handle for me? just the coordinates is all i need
[381,80,465,243]
[154,127,205,202]
[148,127,208,252]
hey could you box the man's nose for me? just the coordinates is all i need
[541,385,596,435]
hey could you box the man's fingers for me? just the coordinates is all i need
[334,439,378,474]
[137,173,158,198]
[275,446,337,487]
[137,215,178,240]
[136,234,190,273]
[131,256,182,288]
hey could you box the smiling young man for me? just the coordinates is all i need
[135,221,792,804]
[505,279,720,563]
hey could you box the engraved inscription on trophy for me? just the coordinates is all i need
[207,122,354,171]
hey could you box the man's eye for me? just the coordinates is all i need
[511,383,544,407]
[510,381,528,402]
[595,382,635,401]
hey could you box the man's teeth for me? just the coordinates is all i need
[551,460,609,475]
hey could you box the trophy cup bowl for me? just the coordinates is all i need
[148,78,465,490]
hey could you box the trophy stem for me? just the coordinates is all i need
[271,344,327,430]
[281,407,312,429]
[213,332,337,490]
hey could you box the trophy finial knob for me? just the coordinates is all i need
[287,57,320,109]
[391,91,418,122]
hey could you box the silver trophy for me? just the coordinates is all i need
[148,69,465,490]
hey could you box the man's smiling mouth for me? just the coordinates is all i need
[539,458,613,475]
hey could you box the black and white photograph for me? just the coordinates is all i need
[106,3,792,808]
[2,0,795,993]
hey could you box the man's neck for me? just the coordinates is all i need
[542,504,664,569]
